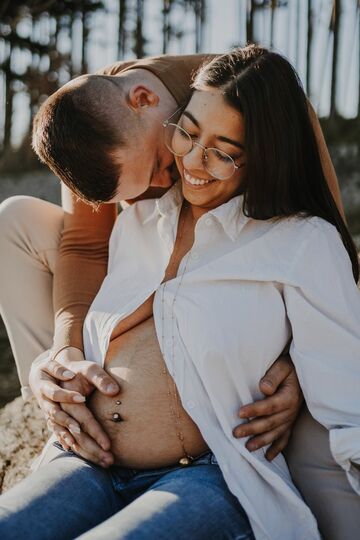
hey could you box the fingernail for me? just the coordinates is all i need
[69,424,81,434]
[106,383,118,393]
[234,429,244,438]
[261,379,273,388]
[63,370,75,378]
[64,436,72,446]
[248,443,258,451]
[73,395,86,402]
[239,410,247,418]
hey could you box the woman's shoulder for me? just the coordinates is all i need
[272,214,340,249]
[279,215,352,285]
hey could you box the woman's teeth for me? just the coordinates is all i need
[184,170,214,186]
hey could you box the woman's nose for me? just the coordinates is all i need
[182,143,205,171]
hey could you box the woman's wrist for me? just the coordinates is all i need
[52,346,85,363]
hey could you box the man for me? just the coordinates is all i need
[0,54,358,539]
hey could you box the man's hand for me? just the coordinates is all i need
[29,347,120,466]
[232,354,303,461]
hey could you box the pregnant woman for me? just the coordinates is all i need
[1,45,360,540]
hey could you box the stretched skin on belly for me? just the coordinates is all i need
[88,317,209,468]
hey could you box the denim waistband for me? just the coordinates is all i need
[108,450,219,488]
[120,450,218,480]
[52,441,218,476]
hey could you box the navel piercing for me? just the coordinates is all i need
[112,412,123,422]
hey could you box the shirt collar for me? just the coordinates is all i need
[143,180,250,240]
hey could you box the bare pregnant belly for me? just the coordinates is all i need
[88,317,209,468]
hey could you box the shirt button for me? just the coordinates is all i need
[187,400,196,409]
[191,252,199,261]
[205,217,212,226]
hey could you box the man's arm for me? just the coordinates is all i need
[52,184,117,356]
[308,100,345,219]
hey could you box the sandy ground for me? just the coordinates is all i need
[0,396,48,493]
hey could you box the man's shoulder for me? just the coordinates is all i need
[95,53,216,77]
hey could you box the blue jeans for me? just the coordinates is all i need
[0,443,254,540]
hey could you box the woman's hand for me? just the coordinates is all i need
[232,354,303,461]
[29,347,119,466]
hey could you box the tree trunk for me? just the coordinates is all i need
[246,0,255,43]
[3,43,13,153]
[117,0,127,59]
[306,0,312,95]
[133,0,145,59]
[330,0,340,117]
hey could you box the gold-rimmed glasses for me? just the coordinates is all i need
[163,107,245,180]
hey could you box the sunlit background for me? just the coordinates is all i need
[0,0,359,405]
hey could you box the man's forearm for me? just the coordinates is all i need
[52,249,109,355]
[52,185,117,357]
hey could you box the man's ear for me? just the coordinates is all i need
[127,85,159,111]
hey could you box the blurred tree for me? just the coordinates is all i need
[117,0,127,58]
[306,0,312,95]
[330,0,340,117]
[0,0,105,164]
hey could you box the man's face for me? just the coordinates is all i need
[108,117,178,203]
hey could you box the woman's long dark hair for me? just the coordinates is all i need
[192,45,359,283]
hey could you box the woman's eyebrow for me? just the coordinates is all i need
[182,110,244,150]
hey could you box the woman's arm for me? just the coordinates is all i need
[284,220,360,492]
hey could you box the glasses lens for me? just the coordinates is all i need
[205,148,235,180]
[164,124,192,156]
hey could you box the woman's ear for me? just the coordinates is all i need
[127,85,159,111]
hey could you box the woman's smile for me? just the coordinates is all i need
[183,169,217,188]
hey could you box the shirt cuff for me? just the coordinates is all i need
[21,385,33,402]
[329,427,360,495]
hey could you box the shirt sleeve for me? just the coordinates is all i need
[52,184,117,355]
[283,220,360,494]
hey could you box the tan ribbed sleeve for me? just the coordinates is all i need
[52,185,117,355]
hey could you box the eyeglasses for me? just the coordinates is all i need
[162,107,245,180]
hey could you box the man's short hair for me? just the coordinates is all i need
[32,75,126,204]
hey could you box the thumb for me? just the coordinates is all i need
[259,355,292,395]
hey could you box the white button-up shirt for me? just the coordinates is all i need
[83,182,360,540]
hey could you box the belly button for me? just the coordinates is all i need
[112,412,124,422]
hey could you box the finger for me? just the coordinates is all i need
[265,431,292,461]
[40,359,76,381]
[233,410,293,439]
[238,392,287,419]
[52,423,76,452]
[245,423,293,453]
[40,397,63,425]
[41,380,86,404]
[69,362,119,396]
[259,354,292,395]
[51,409,82,436]
[67,429,114,468]
[62,402,111,452]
